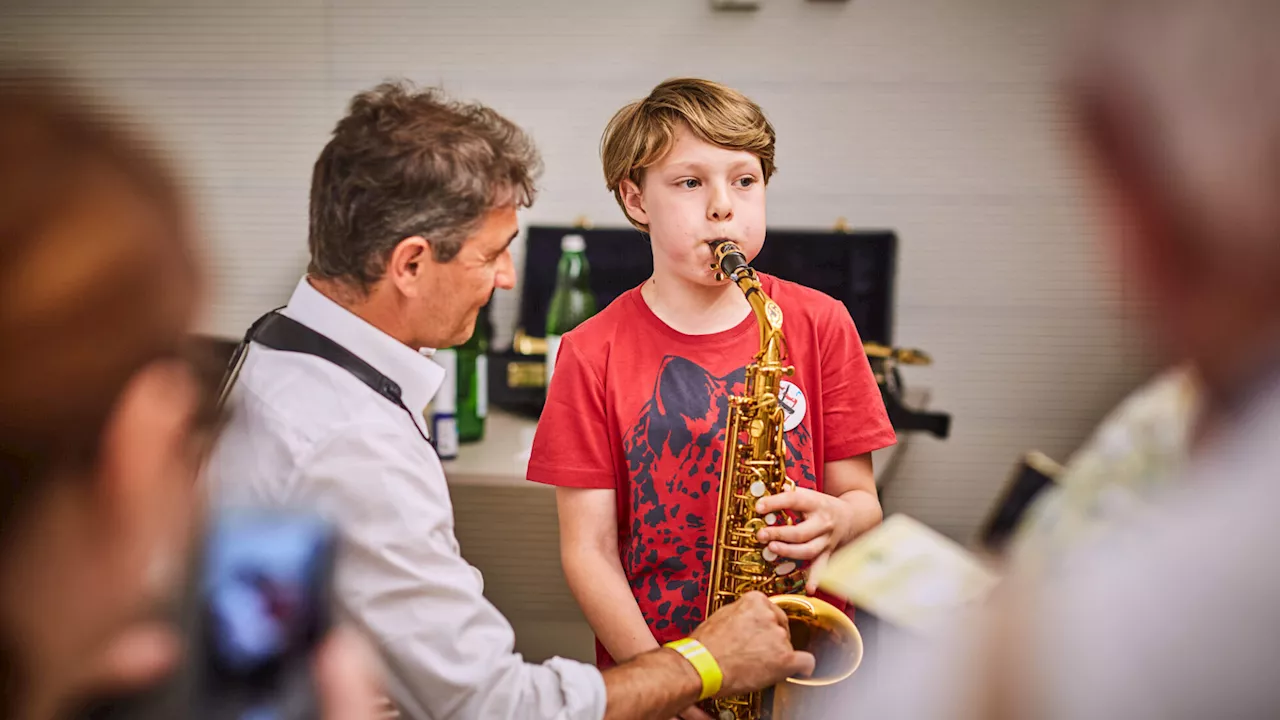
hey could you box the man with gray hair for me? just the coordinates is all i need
[847,1,1280,718]
[204,81,814,720]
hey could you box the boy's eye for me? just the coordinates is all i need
[680,178,701,189]
[737,177,757,188]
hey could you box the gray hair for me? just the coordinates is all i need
[1064,0,1280,256]
[308,81,542,289]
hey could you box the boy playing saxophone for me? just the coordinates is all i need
[527,78,895,719]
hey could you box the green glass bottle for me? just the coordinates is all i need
[545,234,596,387]
[456,303,490,443]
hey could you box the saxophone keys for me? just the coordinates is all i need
[749,480,767,498]
[774,560,798,576]
[719,711,736,720]
[739,552,768,574]
[782,478,796,492]
[764,512,778,526]
[762,547,779,562]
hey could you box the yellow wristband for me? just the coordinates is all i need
[663,638,723,701]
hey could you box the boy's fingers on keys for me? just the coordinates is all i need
[754,487,822,515]
[767,535,830,561]
[757,516,830,545]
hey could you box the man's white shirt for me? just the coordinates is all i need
[204,277,607,720]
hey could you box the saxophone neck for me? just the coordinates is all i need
[710,239,786,362]
[741,278,784,358]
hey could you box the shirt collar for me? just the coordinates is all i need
[281,276,445,437]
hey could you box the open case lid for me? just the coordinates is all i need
[517,225,898,346]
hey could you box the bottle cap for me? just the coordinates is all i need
[561,234,586,252]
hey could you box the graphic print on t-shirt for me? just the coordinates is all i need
[621,355,816,640]
[779,379,807,432]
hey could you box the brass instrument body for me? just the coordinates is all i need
[703,241,862,720]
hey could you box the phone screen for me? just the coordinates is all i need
[205,512,335,674]
[202,511,338,718]
[72,509,339,720]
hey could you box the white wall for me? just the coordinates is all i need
[0,0,1158,540]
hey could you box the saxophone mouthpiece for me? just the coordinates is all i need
[709,239,750,280]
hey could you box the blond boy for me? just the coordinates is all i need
[528,79,895,715]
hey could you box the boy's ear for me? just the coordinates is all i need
[619,179,649,227]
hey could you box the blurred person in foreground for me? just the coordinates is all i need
[1006,363,1200,574]
[0,74,379,720]
[846,1,1280,718]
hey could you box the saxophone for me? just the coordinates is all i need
[703,240,863,720]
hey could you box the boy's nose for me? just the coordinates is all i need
[707,187,734,222]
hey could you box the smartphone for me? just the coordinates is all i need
[73,509,340,720]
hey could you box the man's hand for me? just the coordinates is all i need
[673,704,714,720]
[689,592,815,697]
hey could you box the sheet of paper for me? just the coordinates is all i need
[816,514,1001,633]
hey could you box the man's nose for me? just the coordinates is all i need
[495,250,517,290]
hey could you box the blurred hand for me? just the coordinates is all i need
[314,626,388,720]
[76,622,183,700]
[75,622,386,719]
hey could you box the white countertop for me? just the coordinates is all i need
[442,387,929,489]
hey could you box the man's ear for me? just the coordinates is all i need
[385,236,432,298]
[619,179,649,227]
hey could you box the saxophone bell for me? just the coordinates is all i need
[770,594,864,686]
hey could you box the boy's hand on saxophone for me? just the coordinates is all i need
[754,487,854,558]
[754,455,884,593]
[689,591,816,696]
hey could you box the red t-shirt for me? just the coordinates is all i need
[526,273,897,668]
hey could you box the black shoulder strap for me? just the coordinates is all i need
[215,310,430,445]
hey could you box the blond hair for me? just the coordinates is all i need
[600,78,776,231]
